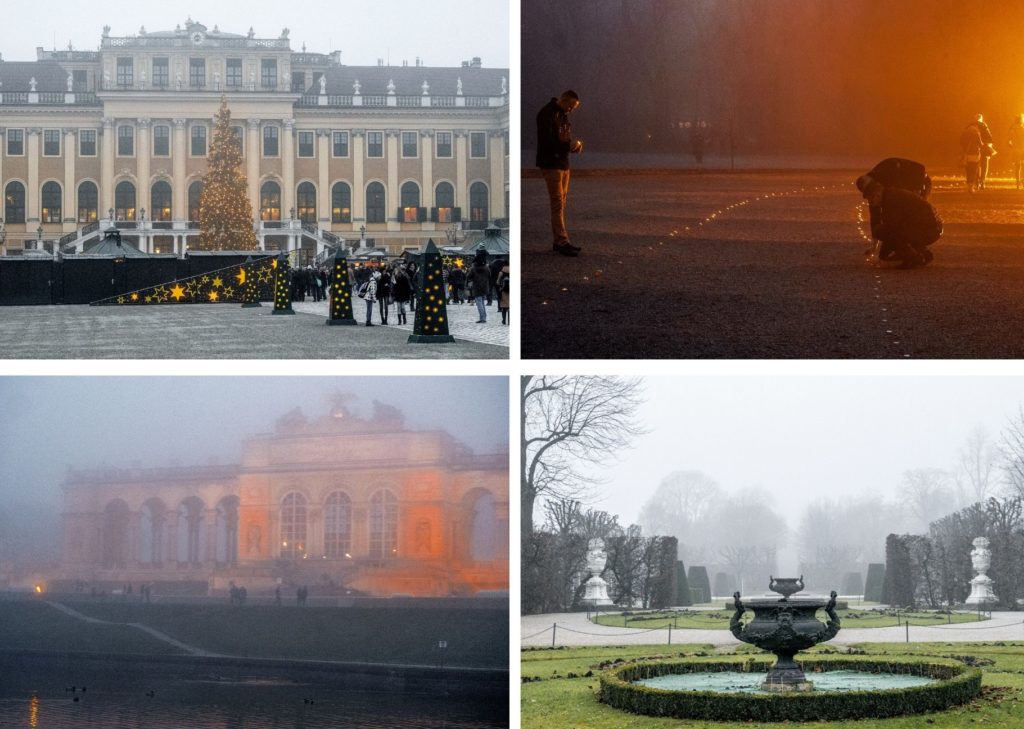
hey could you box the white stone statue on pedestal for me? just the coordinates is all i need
[582,538,613,606]
[966,536,997,606]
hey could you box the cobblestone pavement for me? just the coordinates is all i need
[292,296,510,348]
[0,304,507,359]
[521,610,1024,648]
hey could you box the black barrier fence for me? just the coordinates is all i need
[0,254,274,306]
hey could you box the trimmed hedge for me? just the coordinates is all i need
[598,655,981,722]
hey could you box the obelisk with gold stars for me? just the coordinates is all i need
[408,239,455,343]
[326,249,356,325]
[271,255,295,315]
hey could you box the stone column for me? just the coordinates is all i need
[385,129,400,230]
[205,508,218,565]
[26,128,40,224]
[100,118,115,217]
[489,130,505,221]
[282,118,295,219]
[420,129,434,212]
[317,129,330,226]
[136,119,151,251]
[352,130,365,227]
[307,506,323,559]
[352,505,368,558]
[171,118,187,223]
[454,130,468,211]
[247,118,261,216]
[63,128,77,230]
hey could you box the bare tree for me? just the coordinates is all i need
[899,468,956,533]
[637,470,723,565]
[954,426,999,506]
[710,488,786,593]
[521,375,646,534]
[1001,407,1024,499]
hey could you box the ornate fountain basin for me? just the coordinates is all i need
[730,581,840,692]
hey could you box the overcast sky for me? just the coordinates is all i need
[592,376,1024,528]
[0,376,508,513]
[1,1,509,68]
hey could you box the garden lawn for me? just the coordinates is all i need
[593,608,987,630]
[521,643,1024,728]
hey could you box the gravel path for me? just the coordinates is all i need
[521,610,1024,648]
[522,170,1024,358]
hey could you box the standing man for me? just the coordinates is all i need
[975,114,995,190]
[1009,114,1024,189]
[537,90,584,256]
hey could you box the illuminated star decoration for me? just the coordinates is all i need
[271,255,295,315]
[170,284,186,301]
[326,252,356,325]
[407,239,455,344]
[91,257,272,306]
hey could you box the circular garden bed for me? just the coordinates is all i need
[598,655,982,722]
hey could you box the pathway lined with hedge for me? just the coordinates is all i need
[521,611,1024,648]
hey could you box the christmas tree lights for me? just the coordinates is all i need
[326,249,356,326]
[408,239,455,344]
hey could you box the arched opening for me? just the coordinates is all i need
[469,181,489,225]
[434,181,455,223]
[188,181,204,224]
[215,496,239,566]
[324,491,352,559]
[260,181,281,221]
[114,181,136,221]
[365,181,385,224]
[5,182,26,223]
[280,492,307,560]
[77,181,98,223]
[177,497,206,565]
[139,498,167,566]
[41,181,62,223]
[151,181,172,222]
[369,489,398,559]
[296,182,316,223]
[400,181,420,223]
[463,488,503,562]
[102,500,131,569]
[331,182,351,223]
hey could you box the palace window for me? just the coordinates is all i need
[152,57,169,87]
[470,131,487,158]
[332,131,349,158]
[402,131,418,158]
[79,129,97,157]
[433,181,456,223]
[191,125,207,156]
[366,182,386,223]
[367,131,383,158]
[41,182,62,223]
[260,181,281,221]
[470,181,489,223]
[114,180,136,221]
[280,493,307,560]
[189,58,205,88]
[188,181,203,223]
[43,130,60,157]
[151,181,172,221]
[226,58,242,87]
[324,492,352,559]
[296,181,316,223]
[116,57,133,87]
[331,182,351,223]
[117,125,134,156]
[263,126,279,157]
[436,131,452,158]
[153,125,170,156]
[297,131,314,158]
[261,59,277,89]
[77,181,98,223]
[72,70,87,91]
[369,490,398,559]
[6,129,23,156]
[400,181,421,223]
[4,182,25,223]
[291,70,306,92]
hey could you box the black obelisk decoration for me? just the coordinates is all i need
[240,256,262,308]
[272,255,295,315]
[408,239,455,343]
[326,249,356,325]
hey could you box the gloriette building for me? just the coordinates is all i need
[0,19,509,259]
[57,400,509,597]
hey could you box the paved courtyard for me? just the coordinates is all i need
[0,302,508,359]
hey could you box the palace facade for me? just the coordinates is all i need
[58,402,509,597]
[0,19,509,259]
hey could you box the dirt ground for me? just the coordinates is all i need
[521,169,1024,358]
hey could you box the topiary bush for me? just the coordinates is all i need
[598,655,981,722]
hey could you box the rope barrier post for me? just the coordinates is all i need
[551,623,557,649]
[905,621,909,644]
[668,624,672,646]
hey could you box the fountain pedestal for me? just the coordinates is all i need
[582,538,613,606]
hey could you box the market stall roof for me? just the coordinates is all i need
[460,224,509,256]
[84,232,150,257]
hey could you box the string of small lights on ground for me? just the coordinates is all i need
[91,256,275,306]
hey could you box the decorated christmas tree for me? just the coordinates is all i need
[196,97,258,251]
[272,255,295,315]
[408,239,455,344]
[326,249,356,325]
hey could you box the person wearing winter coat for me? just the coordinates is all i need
[392,265,413,325]
[860,179,943,268]
[362,272,378,326]
[376,268,394,325]
[496,263,510,325]
[466,259,492,323]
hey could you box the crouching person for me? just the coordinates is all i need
[860,179,943,268]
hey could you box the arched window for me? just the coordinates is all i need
[434,181,455,223]
[400,181,420,223]
[41,181,62,223]
[102,500,130,569]
[151,181,172,222]
[188,181,204,223]
[177,497,206,565]
[114,181,136,221]
[280,493,307,559]
[260,181,281,221]
[296,182,316,224]
[331,182,351,223]
[369,490,398,559]
[4,182,25,224]
[324,492,352,559]
[469,182,489,223]
[139,499,167,566]
[77,181,98,223]
[215,496,239,566]
[366,181,385,224]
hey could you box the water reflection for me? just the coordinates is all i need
[29,694,38,728]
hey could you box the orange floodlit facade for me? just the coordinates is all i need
[57,403,508,597]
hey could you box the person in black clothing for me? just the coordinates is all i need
[860,179,943,268]
[975,114,996,190]
[377,267,393,324]
[537,90,583,256]
[392,264,413,324]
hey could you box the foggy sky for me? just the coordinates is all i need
[1,0,509,67]
[591,377,1024,537]
[523,0,1024,164]
[0,377,508,515]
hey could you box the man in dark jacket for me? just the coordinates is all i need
[537,90,583,256]
[862,179,943,268]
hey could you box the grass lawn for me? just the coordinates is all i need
[593,608,987,630]
[521,642,1024,728]
[37,599,507,668]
